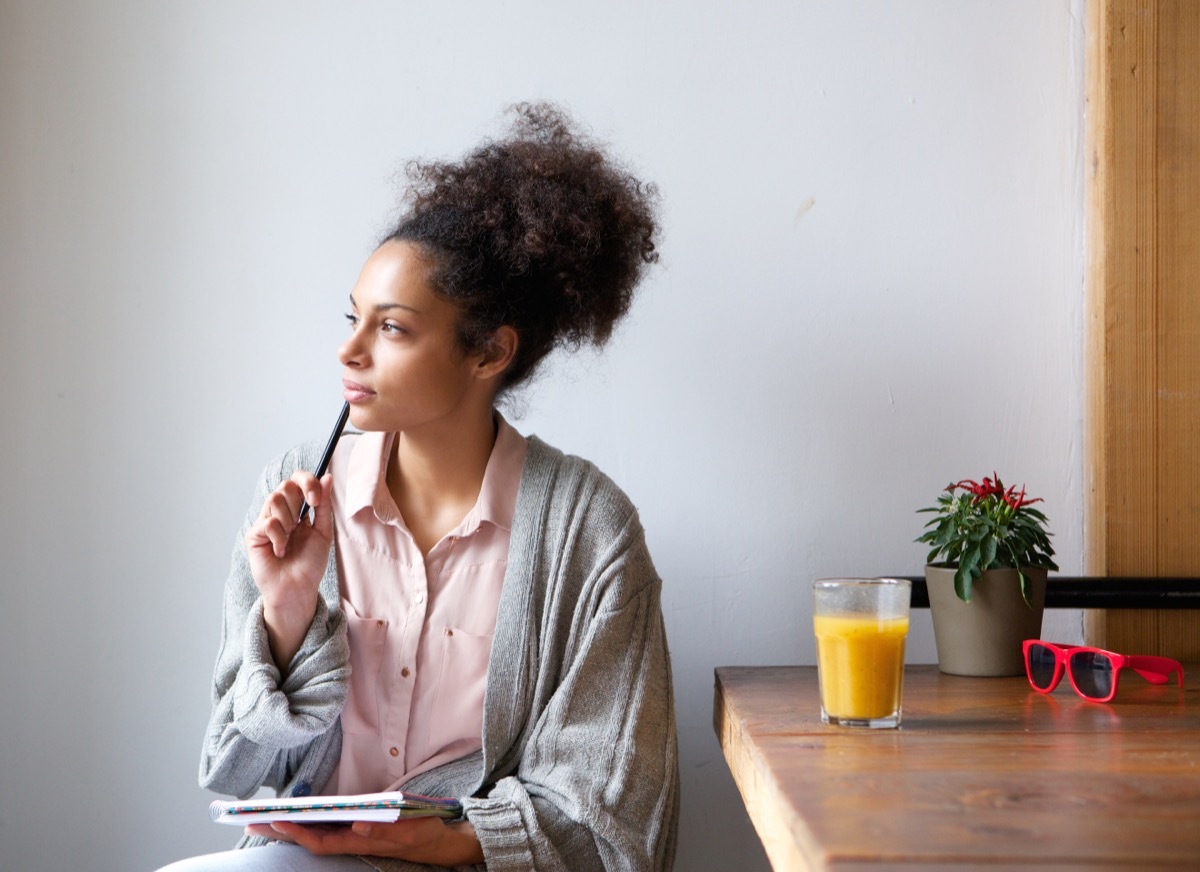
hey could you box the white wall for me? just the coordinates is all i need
[0,2,1086,869]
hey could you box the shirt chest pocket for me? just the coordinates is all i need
[426,626,494,749]
[340,600,388,736]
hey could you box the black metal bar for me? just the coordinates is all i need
[898,576,1200,609]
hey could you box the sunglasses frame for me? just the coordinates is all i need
[1022,640,1184,703]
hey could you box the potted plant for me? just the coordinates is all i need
[916,474,1058,676]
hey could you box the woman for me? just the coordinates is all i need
[165,103,678,872]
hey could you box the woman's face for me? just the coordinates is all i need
[338,239,490,435]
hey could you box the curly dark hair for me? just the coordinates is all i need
[384,102,660,393]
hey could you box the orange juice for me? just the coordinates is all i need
[814,614,908,720]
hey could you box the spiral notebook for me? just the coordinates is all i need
[209,791,462,825]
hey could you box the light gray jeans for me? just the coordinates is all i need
[156,844,370,871]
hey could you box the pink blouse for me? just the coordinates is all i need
[322,416,527,795]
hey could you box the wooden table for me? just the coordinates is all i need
[714,665,1200,870]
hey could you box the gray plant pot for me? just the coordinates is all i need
[924,564,1048,676]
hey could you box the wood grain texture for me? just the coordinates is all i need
[716,665,1200,870]
[1085,0,1200,657]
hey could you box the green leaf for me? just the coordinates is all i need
[981,535,998,569]
[961,544,981,580]
[1019,569,1032,607]
[955,564,971,602]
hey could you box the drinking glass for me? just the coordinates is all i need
[813,578,911,728]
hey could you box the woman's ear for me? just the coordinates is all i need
[474,326,519,381]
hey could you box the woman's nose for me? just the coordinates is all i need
[338,331,365,367]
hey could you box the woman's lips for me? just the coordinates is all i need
[342,380,375,402]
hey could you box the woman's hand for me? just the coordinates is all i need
[244,817,485,866]
[244,471,335,669]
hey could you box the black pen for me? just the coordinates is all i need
[297,401,350,523]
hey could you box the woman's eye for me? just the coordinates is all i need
[344,312,405,336]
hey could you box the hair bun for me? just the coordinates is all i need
[388,102,660,392]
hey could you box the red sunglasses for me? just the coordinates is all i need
[1023,640,1184,702]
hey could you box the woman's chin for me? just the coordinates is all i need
[347,406,384,432]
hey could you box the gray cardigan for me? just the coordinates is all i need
[199,436,679,872]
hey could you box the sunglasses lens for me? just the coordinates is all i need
[1027,643,1058,690]
[1069,651,1114,699]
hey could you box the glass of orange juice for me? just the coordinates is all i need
[813,578,911,728]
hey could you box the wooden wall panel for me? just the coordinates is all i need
[1085,0,1200,658]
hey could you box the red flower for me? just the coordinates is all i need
[945,474,1044,509]
[940,477,1046,510]
[1002,483,1043,509]
[951,474,1007,504]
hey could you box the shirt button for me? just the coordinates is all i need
[376,620,385,628]
[446,629,454,637]
[389,747,399,757]
[401,667,410,678]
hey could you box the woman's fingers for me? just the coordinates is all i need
[290,470,324,519]
[252,472,325,558]
[262,514,293,559]
[259,474,316,522]
[310,473,335,540]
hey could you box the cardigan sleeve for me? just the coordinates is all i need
[198,446,350,799]
[460,530,679,872]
